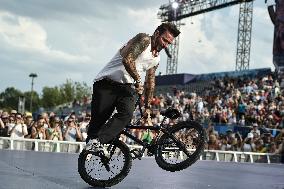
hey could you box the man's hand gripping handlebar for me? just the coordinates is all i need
[136,94,152,126]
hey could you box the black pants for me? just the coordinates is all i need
[87,79,136,144]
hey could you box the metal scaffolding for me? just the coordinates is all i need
[235,1,254,71]
[158,0,254,74]
[166,21,181,75]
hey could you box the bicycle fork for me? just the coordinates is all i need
[99,140,119,172]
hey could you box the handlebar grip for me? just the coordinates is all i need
[135,94,143,116]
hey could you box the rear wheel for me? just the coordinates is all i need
[155,121,205,172]
[78,140,132,187]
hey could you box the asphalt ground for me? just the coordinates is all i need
[0,149,283,189]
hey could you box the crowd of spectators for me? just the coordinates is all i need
[0,110,89,143]
[0,73,283,158]
[148,73,284,155]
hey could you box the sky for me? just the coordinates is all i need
[0,0,274,94]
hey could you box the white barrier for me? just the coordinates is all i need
[200,150,281,164]
[0,137,281,164]
[0,137,85,153]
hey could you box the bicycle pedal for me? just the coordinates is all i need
[146,146,156,156]
[147,151,154,157]
[130,149,142,160]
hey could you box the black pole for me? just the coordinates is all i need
[29,73,37,112]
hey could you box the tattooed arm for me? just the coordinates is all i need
[144,65,158,108]
[120,33,150,81]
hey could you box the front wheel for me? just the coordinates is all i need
[78,140,132,187]
[155,121,205,172]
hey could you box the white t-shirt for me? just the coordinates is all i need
[8,123,28,138]
[95,37,160,84]
[243,143,255,152]
[197,101,204,113]
[250,129,260,136]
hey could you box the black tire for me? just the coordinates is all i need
[78,140,132,187]
[155,121,205,172]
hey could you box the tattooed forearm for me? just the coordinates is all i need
[144,65,158,108]
[123,57,140,81]
[120,33,150,81]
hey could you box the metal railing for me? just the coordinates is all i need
[0,137,281,164]
[0,137,85,153]
[200,150,281,164]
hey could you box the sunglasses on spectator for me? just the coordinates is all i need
[16,117,22,119]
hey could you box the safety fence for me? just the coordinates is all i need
[0,137,281,164]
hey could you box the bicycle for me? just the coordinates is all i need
[78,95,206,187]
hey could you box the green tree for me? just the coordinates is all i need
[74,81,92,101]
[59,79,91,104]
[0,87,23,110]
[41,86,62,108]
[60,79,75,104]
[24,91,41,112]
[0,80,92,111]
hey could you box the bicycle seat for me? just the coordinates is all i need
[161,108,181,119]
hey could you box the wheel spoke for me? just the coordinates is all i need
[87,169,93,175]
[155,121,205,172]
[78,140,132,187]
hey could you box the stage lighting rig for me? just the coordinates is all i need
[158,0,254,74]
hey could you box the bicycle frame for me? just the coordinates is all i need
[122,125,161,147]
[116,95,162,152]
[118,95,190,157]
[78,97,205,188]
